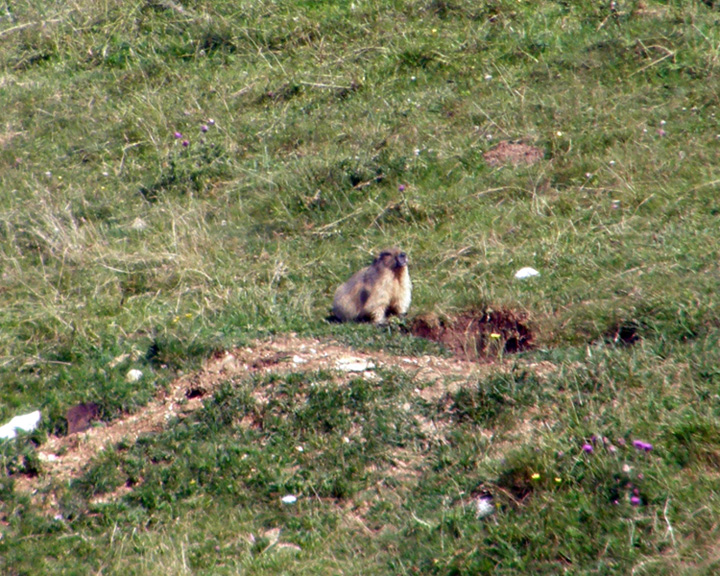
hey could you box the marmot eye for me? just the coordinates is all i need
[399,252,406,259]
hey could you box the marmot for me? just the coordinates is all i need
[332,247,412,324]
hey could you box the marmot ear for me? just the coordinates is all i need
[375,251,391,265]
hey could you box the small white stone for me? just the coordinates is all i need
[292,355,307,365]
[126,369,143,382]
[38,453,58,462]
[514,267,540,280]
[335,358,375,372]
[281,495,297,504]
[0,410,41,440]
[295,446,304,453]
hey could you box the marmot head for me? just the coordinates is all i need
[375,248,408,270]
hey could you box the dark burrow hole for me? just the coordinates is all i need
[185,387,206,399]
[607,321,641,346]
[409,308,534,362]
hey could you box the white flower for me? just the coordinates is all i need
[475,496,494,519]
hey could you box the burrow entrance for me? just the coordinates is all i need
[410,308,534,362]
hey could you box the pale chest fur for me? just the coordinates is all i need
[390,266,412,313]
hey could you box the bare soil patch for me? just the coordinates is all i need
[483,141,544,167]
[410,308,534,362]
[15,334,554,501]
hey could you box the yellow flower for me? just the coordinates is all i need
[531,473,540,480]
[490,333,501,339]
[554,477,562,483]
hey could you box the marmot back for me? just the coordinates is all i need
[332,248,412,324]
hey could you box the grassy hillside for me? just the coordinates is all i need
[2,0,720,573]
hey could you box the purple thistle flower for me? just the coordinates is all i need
[582,444,594,454]
[398,184,406,192]
[174,132,183,139]
[630,496,641,506]
[201,124,209,133]
[182,140,189,147]
[617,438,626,446]
[633,440,653,452]
[607,445,617,454]
[208,118,215,125]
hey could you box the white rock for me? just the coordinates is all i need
[335,358,375,372]
[38,453,58,462]
[0,410,41,440]
[514,267,540,279]
[292,355,307,365]
[281,495,297,504]
[126,369,144,382]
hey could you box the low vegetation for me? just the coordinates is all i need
[2,0,720,573]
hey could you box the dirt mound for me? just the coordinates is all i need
[483,141,544,167]
[15,334,557,513]
[410,309,533,362]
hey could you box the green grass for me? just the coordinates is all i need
[2,0,720,573]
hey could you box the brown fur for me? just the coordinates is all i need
[332,248,412,324]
